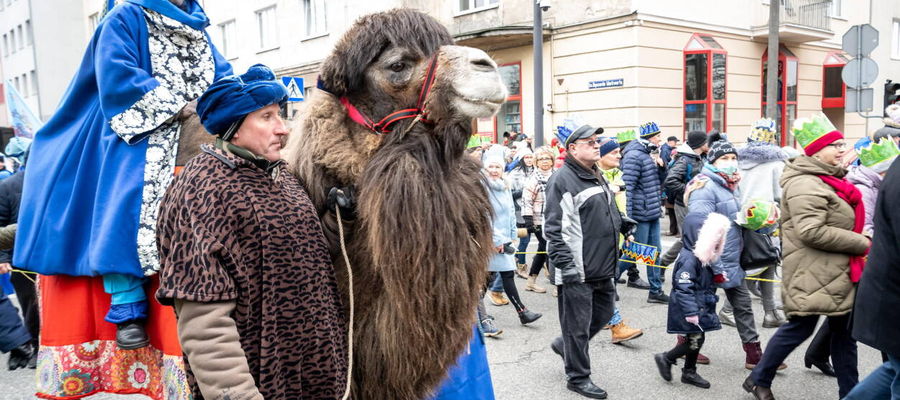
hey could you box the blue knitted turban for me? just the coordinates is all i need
[197,64,289,139]
[598,137,619,157]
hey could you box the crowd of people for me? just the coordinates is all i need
[472,110,900,400]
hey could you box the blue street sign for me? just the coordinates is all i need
[588,78,624,90]
[281,77,305,102]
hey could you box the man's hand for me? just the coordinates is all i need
[0,263,11,274]
[495,245,504,254]
[620,215,638,238]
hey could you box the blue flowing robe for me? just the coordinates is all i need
[432,325,496,400]
[14,0,232,277]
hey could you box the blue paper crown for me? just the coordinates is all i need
[640,122,661,138]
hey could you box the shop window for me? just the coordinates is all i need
[761,45,798,146]
[496,62,522,141]
[683,33,726,137]
[822,52,848,109]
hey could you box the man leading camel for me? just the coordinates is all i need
[156,64,348,399]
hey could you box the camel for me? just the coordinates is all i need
[281,9,507,400]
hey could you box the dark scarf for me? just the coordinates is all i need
[818,174,867,282]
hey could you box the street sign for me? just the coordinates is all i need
[842,24,878,56]
[588,78,623,90]
[846,87,874,113]
[281,76,305,101]
[842,58,879,89]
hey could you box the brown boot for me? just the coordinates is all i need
[610,321,643,344]
[743,375,776,400]
[488,291,509,306]
[525,275,547,293]
[515,263,529,279]
[743,342,787,370]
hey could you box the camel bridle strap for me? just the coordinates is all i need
[318,55,439,135]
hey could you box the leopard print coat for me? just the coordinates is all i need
[156,144,348,399]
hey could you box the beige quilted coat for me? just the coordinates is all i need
[779,156,869,317]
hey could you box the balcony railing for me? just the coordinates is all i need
[780,0,832,31]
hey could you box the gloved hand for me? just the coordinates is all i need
[523,215,535,232]
[561,266,581,285]
[685,315,700,325]
[326,186,356,219]
[620,215,638,238]
[713,273,728,284]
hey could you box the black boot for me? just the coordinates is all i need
[654,352,674,381]
[7,342,32,371]
[743,375,776,400]
[681,367,710,388]
[116,320,150,350]
[518,309,542,325]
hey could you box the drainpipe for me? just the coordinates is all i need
[765,0,780,142]
[533,1,544,147]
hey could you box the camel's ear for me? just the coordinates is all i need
[319,37,386,97]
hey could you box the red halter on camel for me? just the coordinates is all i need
[317,56,438,134]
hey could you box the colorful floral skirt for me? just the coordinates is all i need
[35,275,189,399]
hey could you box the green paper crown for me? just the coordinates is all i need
[736,200,780,231]
[858,138,900,168]
[616,130,637,144]
[792,113,837,149]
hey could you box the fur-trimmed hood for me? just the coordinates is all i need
[738,143,786,170]
[689,212,732,266]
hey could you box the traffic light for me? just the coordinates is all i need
[884,80,900,115]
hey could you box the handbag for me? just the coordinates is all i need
[740,228,781,270]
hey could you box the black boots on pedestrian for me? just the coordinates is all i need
[804,356,836,377]
[116,320,150,350]
[566,380,608,399]
[743,375,776,400]
[7,342,33,370]
[518,309,542,325]
[654,352,674,381]
[681,368,710,388]
[647,292,670,304]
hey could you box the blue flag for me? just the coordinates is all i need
[4,80,42,138]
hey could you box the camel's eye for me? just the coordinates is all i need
[389,62,405,72]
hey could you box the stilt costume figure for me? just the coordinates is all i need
[13,0,231,397]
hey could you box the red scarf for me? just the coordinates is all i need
[818,174,868,282]
[715,172,741,192]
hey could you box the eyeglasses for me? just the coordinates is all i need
[827,142,847,150]
[536,157,553,161]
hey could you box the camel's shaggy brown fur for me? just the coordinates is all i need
[284,9,496,400]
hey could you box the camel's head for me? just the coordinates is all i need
[318,9,506,133]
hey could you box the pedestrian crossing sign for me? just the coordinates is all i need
[281,77,305,102]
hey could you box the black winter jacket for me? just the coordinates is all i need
[0,170,24,264]
[621,140,662,221]
[853,160,900,356]
[544,156,623,284]
[664,144,704,207]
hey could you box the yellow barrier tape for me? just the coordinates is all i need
[9,268,36,284]
[516,251,781,283]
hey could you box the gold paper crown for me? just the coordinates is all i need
[792,113,837,149]
[858,138,900,168]
[749,118,777,144]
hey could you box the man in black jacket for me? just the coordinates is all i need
[545,124,631,399]
[846,157,900,399]
[659,131,708,266]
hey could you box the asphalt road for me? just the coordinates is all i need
[0,232,885,399]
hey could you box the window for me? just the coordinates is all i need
[822,52,849,109]
[24,20,31,46]
[256,6,278,50]
[29,70,36,96]
[893,20,900,59]
[683,33,726,136]
[2,34,7,57]
[761,45,798,146]
[89,13,100,32]
[9,29,15,53]
[496,62,522,139]
[13,76,19,93]
[16,24,23,49]
[218,20,236,58]
[458,0,499,13]
[303,0,327,37]
[830,0,842,17]
[20,73,26,97]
